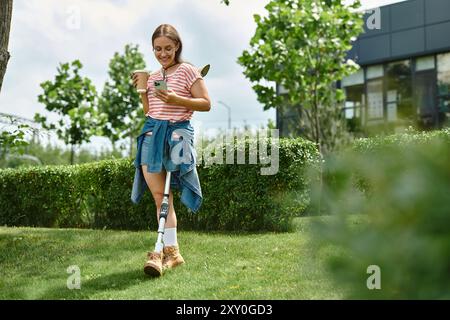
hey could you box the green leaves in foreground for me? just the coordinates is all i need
[310,132,450,299]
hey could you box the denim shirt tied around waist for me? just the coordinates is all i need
[130,116,202,213]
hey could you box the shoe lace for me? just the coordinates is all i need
[148,251,161,260]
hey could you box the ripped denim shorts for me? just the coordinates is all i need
[140,132,154,167]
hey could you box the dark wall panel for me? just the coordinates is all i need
[359,35,391,64]
[426,0,450,24]
[390,0,424,31]
[347,41,359,61]
[391,28,425,56]
[426,21,450,51]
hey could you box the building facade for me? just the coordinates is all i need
[277,0,450,136]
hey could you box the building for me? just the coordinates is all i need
[277,0,450,136]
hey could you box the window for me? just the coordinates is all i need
[367,79,384,120]
[367,65,384,79]
[345,86,364,117]
[344,84,364,132]
[342,69,364,129]
[342,69,364,87]
[386,60,413,122]
[344,85,364,119]
[437,53,450,113]
[277,84,288,95]
[416,56,435,72]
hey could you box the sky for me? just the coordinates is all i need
[0,0,406,152]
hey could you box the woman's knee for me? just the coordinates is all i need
[152,192,164,206]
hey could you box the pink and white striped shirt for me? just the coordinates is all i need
[146,63,203,122]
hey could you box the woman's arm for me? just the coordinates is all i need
[154,79,211,112]
[176,79,211,112]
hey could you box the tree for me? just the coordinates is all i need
[0,113,43,166]
[0,119,29,160]
[34,60,106,164]
[238,0,363,154]
[0,0,13,93]
[99,44,146,157]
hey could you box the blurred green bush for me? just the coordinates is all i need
[310,128,450,299]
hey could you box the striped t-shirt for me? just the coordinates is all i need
[146,62,203,122]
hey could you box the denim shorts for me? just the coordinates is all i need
[140,129,189,172]
[140,133,154,166]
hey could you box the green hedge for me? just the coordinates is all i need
[351,127,450,152]
[0,137,320,232]
[348,127,450,197]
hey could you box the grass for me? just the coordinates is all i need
[0,216,352,300]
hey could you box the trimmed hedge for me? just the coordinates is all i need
[0,137,320,232]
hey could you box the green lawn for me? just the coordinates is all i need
[0,216,346,300]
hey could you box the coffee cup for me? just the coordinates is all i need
[132,70,149,93]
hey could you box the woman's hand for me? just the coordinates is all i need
[154,89,179,105]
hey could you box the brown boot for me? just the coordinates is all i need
[162,246,185,270]
[144,251,163,277]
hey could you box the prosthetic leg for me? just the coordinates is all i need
[154,171,171,254]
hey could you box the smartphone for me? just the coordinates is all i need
[154,80,168,91]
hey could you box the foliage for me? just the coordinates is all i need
[309,128,450,299]
[34,60,107,164]
[238,0,364,154]
[0,137,319,232]
[0,139,123,169]
[99,44,147,155]
[0,123,29,159]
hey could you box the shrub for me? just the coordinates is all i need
[0,137,319,232]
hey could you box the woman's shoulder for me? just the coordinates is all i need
[179,62,196,72]
[179,62,200,77]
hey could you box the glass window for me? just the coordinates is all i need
[367,65,383,79]
[437,53,450,113]
[386,60,413,121]
[416,56,435,72]
[342,69,364,87]
[367,79,384,120]
[387,90,397,122]
[278,84,288,95]
[344,84,364,132]
[414,70,437,128]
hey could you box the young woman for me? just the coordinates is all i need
[131,24,211,277]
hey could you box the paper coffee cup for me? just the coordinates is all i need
[133,70,149,93]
